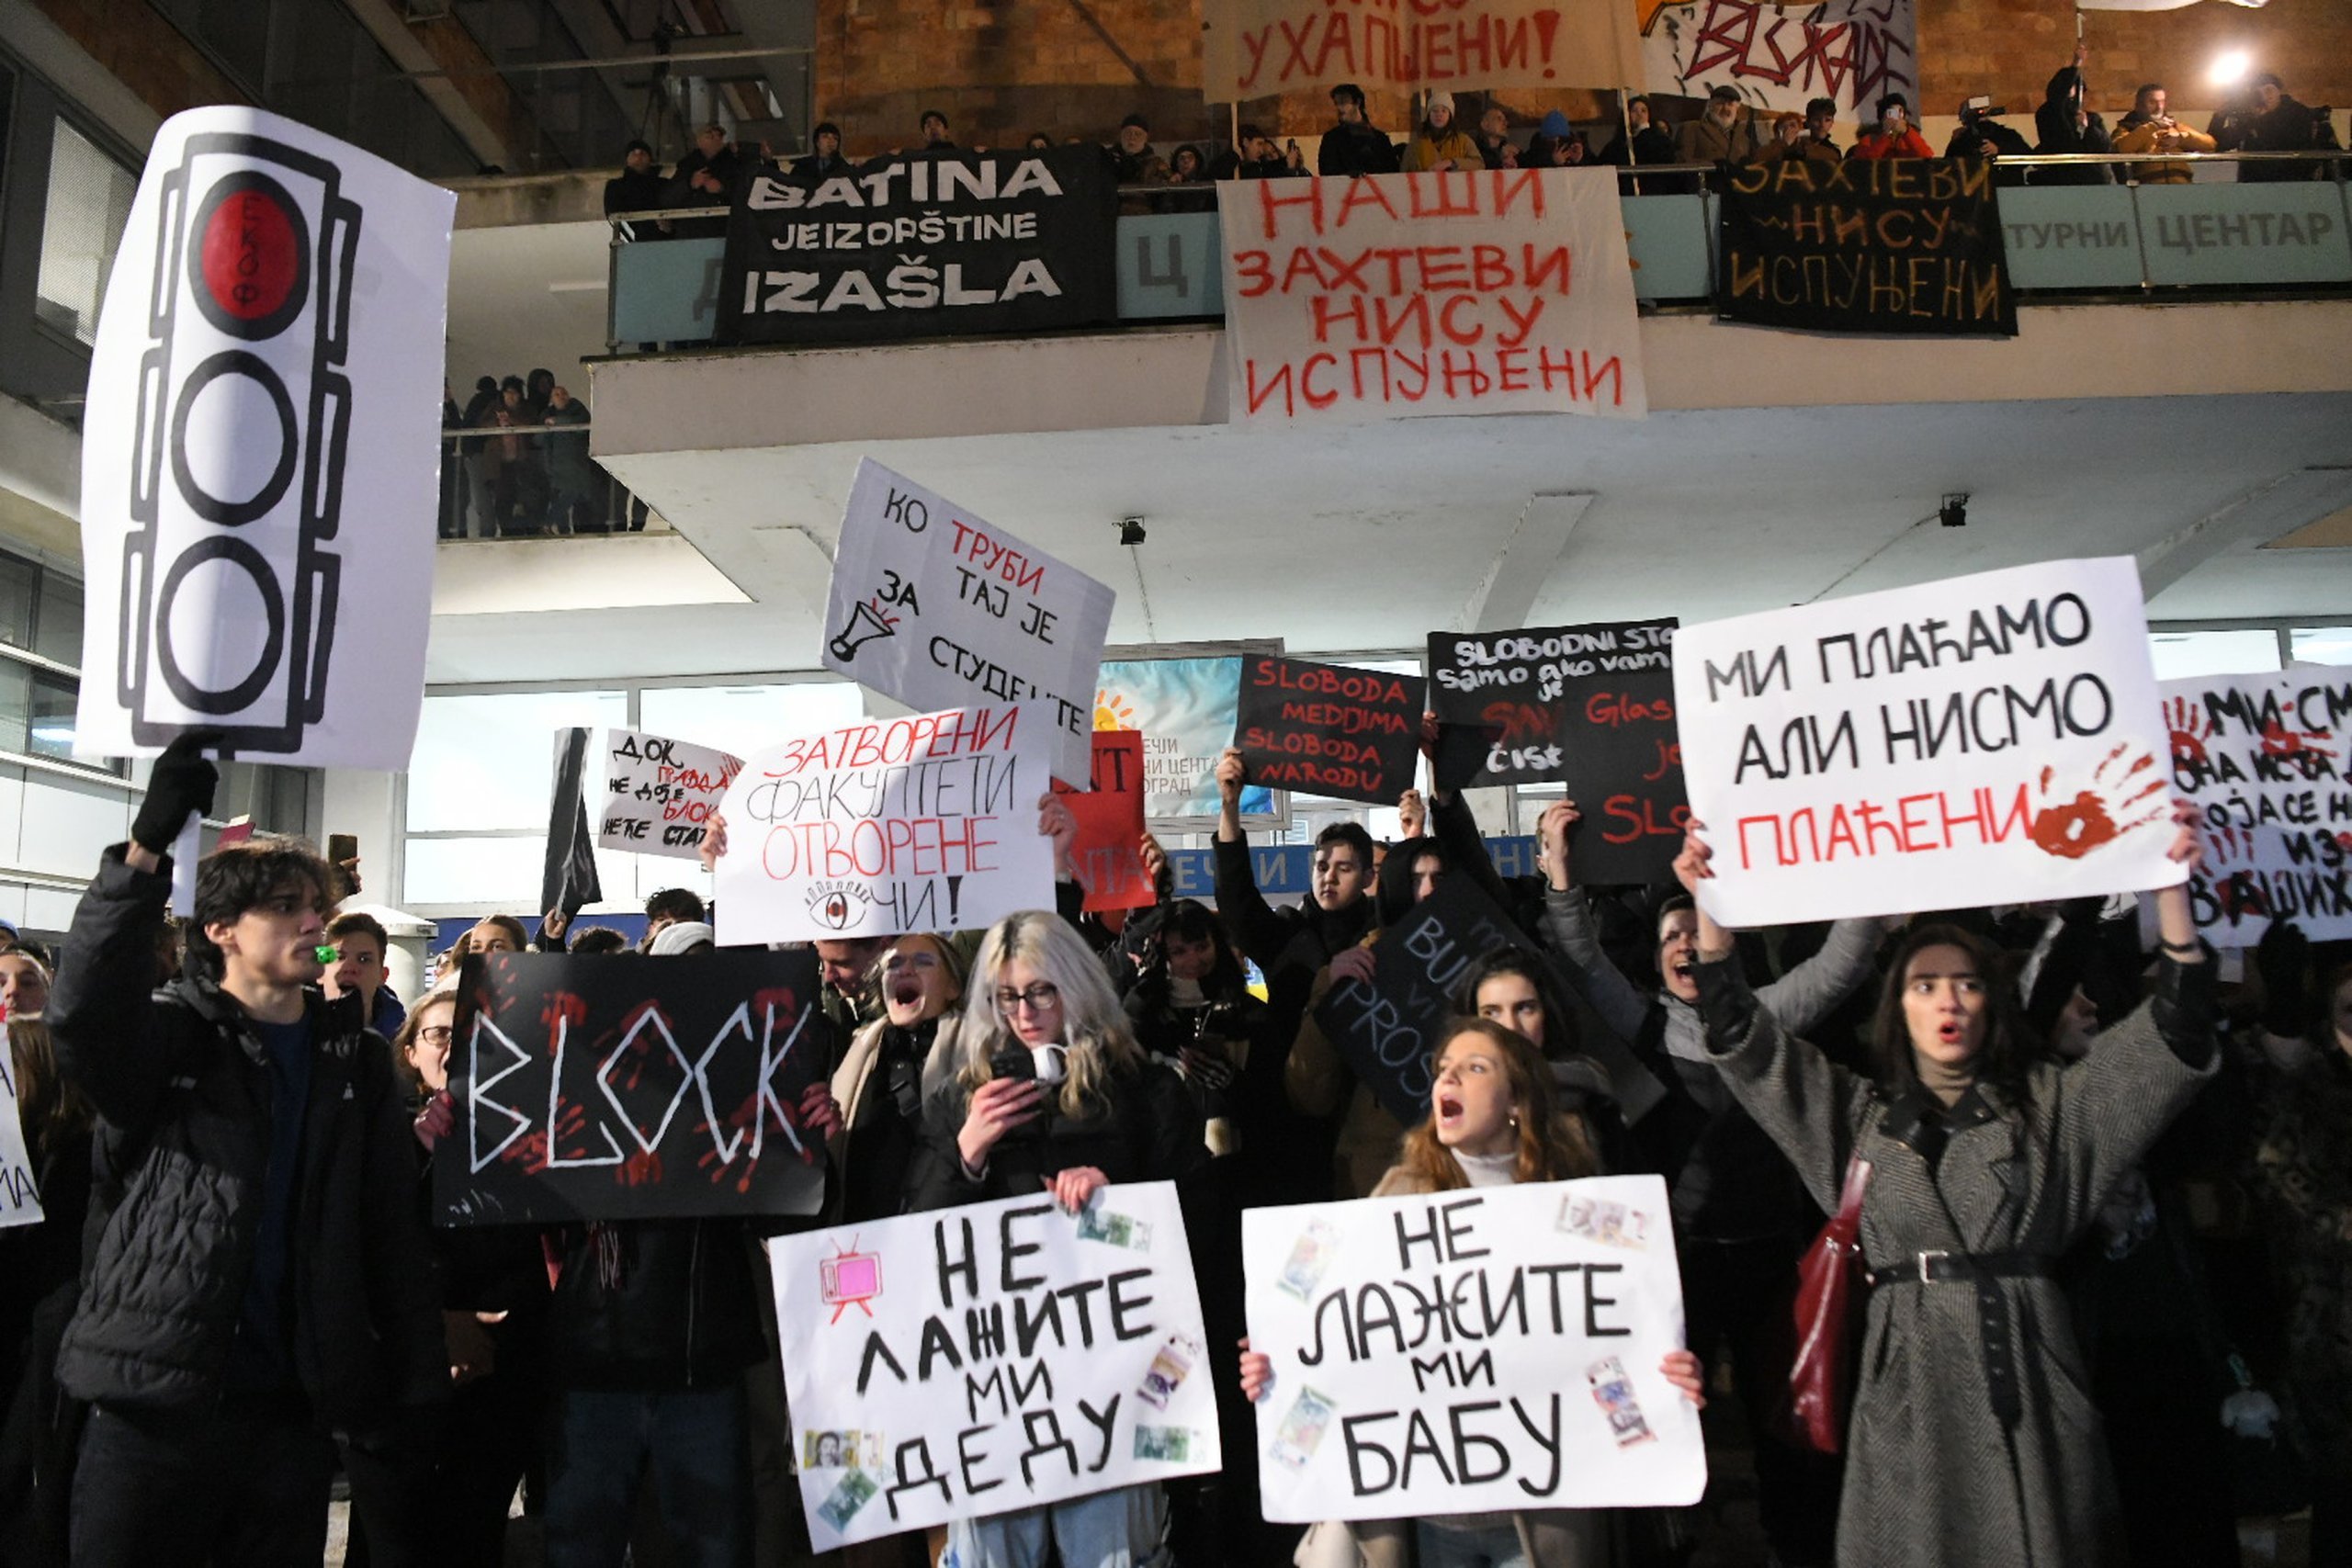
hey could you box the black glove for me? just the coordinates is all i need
[130,733,220,856]
[2254,919,2310,1039]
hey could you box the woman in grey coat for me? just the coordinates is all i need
[1670,808,2216,1568]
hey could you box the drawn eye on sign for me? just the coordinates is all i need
[124,131,360,753]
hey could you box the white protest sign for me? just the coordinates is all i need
[0,1051,43,1228]
[1245,1176,1703,1521]
[712,703,1054,944]
[595,727,745,861]
[1217,169,1646,423]
[822,460,1114,782]
[1673,558,2183,926]
[2160,665,2352,943]
[75,107,452,769]
[769,1183,1220,1548]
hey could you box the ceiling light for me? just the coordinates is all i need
[2209,50,2251,88]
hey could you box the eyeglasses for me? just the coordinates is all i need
[416,1025,454,1045]
[994,983,1060,1013]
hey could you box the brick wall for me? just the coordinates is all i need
[813,0,2351,154]
[1919,0,2351,125]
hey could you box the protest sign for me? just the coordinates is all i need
[1717,157,2016,336]
[435,949,826,1225]
[1098,653,1280,826]
[1217,170,1646,423]
[1673,558,2182,927]
[75,107,451,770]
[1430,618,1686,882]
[2178,823,2352,946]
[1234,657,1426,807]
[1314,876,1532,1124]
[2160,665,2352,943]
[597,727,746,861]
[718,147,1114,346]
[1202,0,1636,100]
[1640,0,1918,118]
[769,1183,1219,1548]
[1245,1175,1705,1521]
[824,459,1114,784]
[0,1051,42,1230]
[713,704,1055,945]
[1052,729,1153,912]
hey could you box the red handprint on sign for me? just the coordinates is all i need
[2028,747,2167,861]
[2164,694,2214,777]
[2256,717,2330,758]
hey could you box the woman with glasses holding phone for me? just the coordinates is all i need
[913,908,1206,1567]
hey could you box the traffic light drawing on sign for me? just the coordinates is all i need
[124,131,359,752]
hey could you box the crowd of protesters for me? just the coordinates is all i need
[5,715,2349,1568]
[600,55,2337,238]
[439,371,630,540]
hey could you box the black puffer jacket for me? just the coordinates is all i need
[544,1219,771,1391]
[49,848,445,1427]
[911,1057,1205,1211]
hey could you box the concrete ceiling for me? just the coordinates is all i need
[421,389,2352,684]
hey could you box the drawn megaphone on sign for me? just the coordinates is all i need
[827,598,898,662]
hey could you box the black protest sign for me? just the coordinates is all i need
[1314,876,1532,1124]
[1716,158,2017,336]
[718,147,1115,346]
[1233,656,1427,806]
[1429,618,1688,883]
[437,950,828,1225]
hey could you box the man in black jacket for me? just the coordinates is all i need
[1209,747,1375,1204]
[51,736,444,1567]
[1317,83,1400,176]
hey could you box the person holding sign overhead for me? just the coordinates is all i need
[913,909,1205,1565]
[1669,805,2217,1568]
[1534,798,1874,1567]
[1241,1018,1706,1567]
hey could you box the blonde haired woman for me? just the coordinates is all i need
[916,909,1205,1567]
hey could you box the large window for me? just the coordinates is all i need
[33,118,137,346]
[401,680,867,911]
[2290,626,2352,667]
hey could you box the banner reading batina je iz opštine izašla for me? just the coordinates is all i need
[2159,665,2352,943]
[711,703,1057,946]
[75,107,451,770]
[823,458,1114,784]
[1218,169,1646,423]
[1672,557,2182,927]
[1716,157,2017,337]
[1247,1175,1705,1521]
[436,949,827,1225]
[717,145,1114,346]
[769,1184,1220,1548]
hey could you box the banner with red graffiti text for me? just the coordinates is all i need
[1672,558,2183,926]
[1217,170,1646,424]
[1641,0,1917,119]
[1204,0,1639,102]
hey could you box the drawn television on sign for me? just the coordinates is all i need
[820,1242,882,1322]
[124,131,359,751]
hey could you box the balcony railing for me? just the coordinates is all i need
[435,423,669,538]
[603,152,2350,353]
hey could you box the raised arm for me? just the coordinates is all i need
[1209,748,1290,966]
[1531,800,1653,1043]
[1755,915,1884,1035]
[1675,828,1867,1209]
